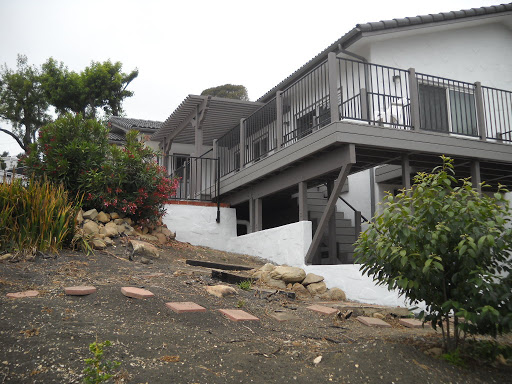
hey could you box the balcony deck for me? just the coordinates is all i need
[218,118,512,205]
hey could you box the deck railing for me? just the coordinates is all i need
[168,155,219,201]
[214,57,512,178]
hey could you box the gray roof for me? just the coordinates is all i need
[152,95,263,145]
[107,132,125,143]
[258,3,512,102]
[109,116,163,133]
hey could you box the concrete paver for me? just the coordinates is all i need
[6,290,39,299]
[166,302,207,313]
[218,309,259,322]
[306,304,338,315]
[357,316,391,328]
[64,286,97,295]
[121,287,154,299]
[399,318,425,328]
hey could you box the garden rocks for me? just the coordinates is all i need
[75,209,175,250]
[270,266,306,283]
[206,285,237,298]
[249,264,345,301]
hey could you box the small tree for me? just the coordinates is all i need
[355,156,512,351]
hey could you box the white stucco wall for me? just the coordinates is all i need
[227,221,312,267]
[162,204,237,250]
[363,22,512,91]
[337,169,374,226]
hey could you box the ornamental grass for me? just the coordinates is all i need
[0,175,81,256]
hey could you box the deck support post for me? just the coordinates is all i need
[402,154,411,190]
[305,162,352,264]
[255,198,263,232]
[240,118,246,169]
[298,181,308,221]
[408,68,421,131]
[249,197,255,233]
[326,180,338,264]
[276,91,283,150]
[471,160,482,194]
[328,52,340,123]
[354,211,362,240]
[474,82,487,142]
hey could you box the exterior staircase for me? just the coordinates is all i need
[294,185,358,264]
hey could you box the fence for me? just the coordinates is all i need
[168,155,219,201]
[482,86,512,142]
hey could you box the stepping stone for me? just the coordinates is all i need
[306,305,338,315]
[165,302,207,313]
[218,309,259,322]
[121,287,154,299]
[64,286,97,296]
[399,318,425,328]
[356,316,391,328]
[6,290,39,299]
[270,312,299,322]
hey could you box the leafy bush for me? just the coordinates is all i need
[80,130,178,224]
[0,176,80,256]
[24,114,177,225]
[24,113,109,196]
[355,156,512,351]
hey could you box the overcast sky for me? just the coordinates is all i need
[0,0,503,155]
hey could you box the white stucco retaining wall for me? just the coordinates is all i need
[226,221,312,266]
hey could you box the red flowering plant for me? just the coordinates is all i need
[80,130,178,224]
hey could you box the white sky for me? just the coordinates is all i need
[0,0,502,155]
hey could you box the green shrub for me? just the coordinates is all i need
[83,340,121,384]
[80,130,178,224]
[24,113,109,197]
[355,156,512,352]
[23,114,178,225]
[0,176,80,255]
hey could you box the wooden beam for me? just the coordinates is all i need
[326,180,337,264]
[402,154,411,190]
[298,181,308,221]
[471,160,482,193]
[305,162,353,264]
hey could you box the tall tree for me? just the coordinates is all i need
[0,55,51,151]
[200,84,249,101]
[41,58,139,118]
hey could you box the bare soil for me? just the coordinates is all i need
[0,239,511,383]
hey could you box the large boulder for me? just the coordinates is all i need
[270,266,306,283]
[96,211,111,223]
[128,240,160,260]
[291,283,311,297]
[302,273,324,286]
[306,281,328,296]
[91,238,106,250]
[100,222,119,238]
[323,287,346,301]
[160,227,176,239]
[82,220,100,236]
[83,209,98,221]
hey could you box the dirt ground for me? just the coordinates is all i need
[1,238,511,384]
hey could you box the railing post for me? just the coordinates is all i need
[239,118,245,169]
[212,139,218,197]
[276,91,283,150]
[408,68,421,131]
[328,52,340,123]
[474,82,487,141]
[360,87,368,121]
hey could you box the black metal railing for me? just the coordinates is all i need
[482,86,512,142]
[338,58,412,129]
[244,97,277,164]
[282,61,330,146]
[217,124,240,177]
[168,155,219,201]
[415,73,479,137]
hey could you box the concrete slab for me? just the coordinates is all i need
[356,316,391,328]
[6,290,39,299]
[399,318,425,328]
[64,286,97,296]
[218,309,259,322]
[165,302,207,313]
[306,305,338,315]
[121,287,154,299]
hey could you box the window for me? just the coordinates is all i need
[419,84,477,136]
